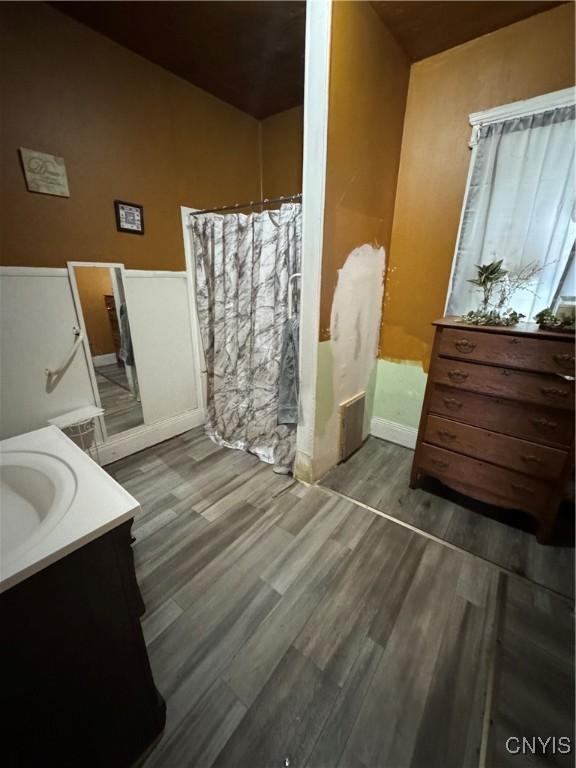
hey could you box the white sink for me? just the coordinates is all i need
[0,426,140,593]
[1,450,77,559]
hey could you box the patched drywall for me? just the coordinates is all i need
[314,244,385,478]
[319,0,409,341]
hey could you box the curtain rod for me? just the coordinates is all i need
[189,193,302,217]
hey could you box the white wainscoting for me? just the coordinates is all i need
[370,416,417,450]
[0,268,96,439]
[124,270,201,425]
[0,267,204,461]
[98,407,204,465]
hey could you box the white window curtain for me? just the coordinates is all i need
[446,102,576,319]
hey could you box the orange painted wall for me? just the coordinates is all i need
[320,1,410,340]
[261,105,303,200]
[379,3,576,367]
[0,2,261,270]
[75,267,115,356]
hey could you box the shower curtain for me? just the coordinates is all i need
[190,203,301,467]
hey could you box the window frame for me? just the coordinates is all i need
[443,87,576,315]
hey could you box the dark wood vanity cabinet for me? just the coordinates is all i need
[1,521,165,768]
[411,318,575,542]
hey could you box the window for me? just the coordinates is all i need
[446,89,575,320]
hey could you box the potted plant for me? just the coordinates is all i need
[534,307,576,332]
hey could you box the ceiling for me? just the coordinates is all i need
[50,1,306,120]
[371,1,566,61]
[51,1,565,119]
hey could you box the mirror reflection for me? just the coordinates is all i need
[73,265,143,437]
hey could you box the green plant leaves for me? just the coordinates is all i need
[466,260,508,288]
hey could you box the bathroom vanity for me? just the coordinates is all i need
[0,427,165,767]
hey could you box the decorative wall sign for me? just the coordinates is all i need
[20,148,70,197]
[114,200,144,235]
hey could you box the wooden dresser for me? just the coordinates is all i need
[411,318,575,542]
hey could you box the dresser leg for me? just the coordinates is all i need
[409,466,420,489]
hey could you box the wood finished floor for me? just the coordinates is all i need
[320,437,575,600]
[106,429,575,768]
[489,577,575,768]
[95,363,143,435]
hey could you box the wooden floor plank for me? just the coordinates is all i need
[100,430,574,768]
[338,542,473,767]
[410,578,498,768]
[152,577,279,744]
[294,515,414,687]
[138,503,265,612]
[132,506,178,543]
[330,495,376,550]
[488,576,575,768]
[320,436,574,598]
[367,533,428,650]
[260,490,349,594]
[144,679,247,768]
[172,512,293,612]
[267,490,313,536]
[214,646,339,768]
[223,538,347,707]
[305,637,384,768]
[141,598,184,647]
[134,505,210,577]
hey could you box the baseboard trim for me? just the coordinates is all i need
[97,408,204,465]
[370,417,417,450]
[93,353,117,367]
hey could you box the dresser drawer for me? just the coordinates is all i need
[438,327,575,375]
[424,415,567,480]
[433,358,574,410]
[419,444,549,516]
[429,385,574,448]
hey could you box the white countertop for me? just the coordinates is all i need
[0,426,140,593]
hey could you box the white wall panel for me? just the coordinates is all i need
[0,270,95,439]
[1,268,202,452]
[124,272,199,425]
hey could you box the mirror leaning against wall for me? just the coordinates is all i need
[67,262,144,439]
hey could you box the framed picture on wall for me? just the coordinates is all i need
[114,200,144,235]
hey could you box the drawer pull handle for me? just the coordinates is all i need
[437,429,456,441]
[511,338,520,345]
[531,417,557,433]
[454,339,476,353]
[511,482,533,493]
[520,454,543,465]
[443,397,463,410]
[448,369,469,382]
[553,353,575,369]
[431,458,449,469]
[540,386,569,398]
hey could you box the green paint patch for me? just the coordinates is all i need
[371,359,427,429]
[315,341,335,437]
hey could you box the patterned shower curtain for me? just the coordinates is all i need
[190,203,302,466]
